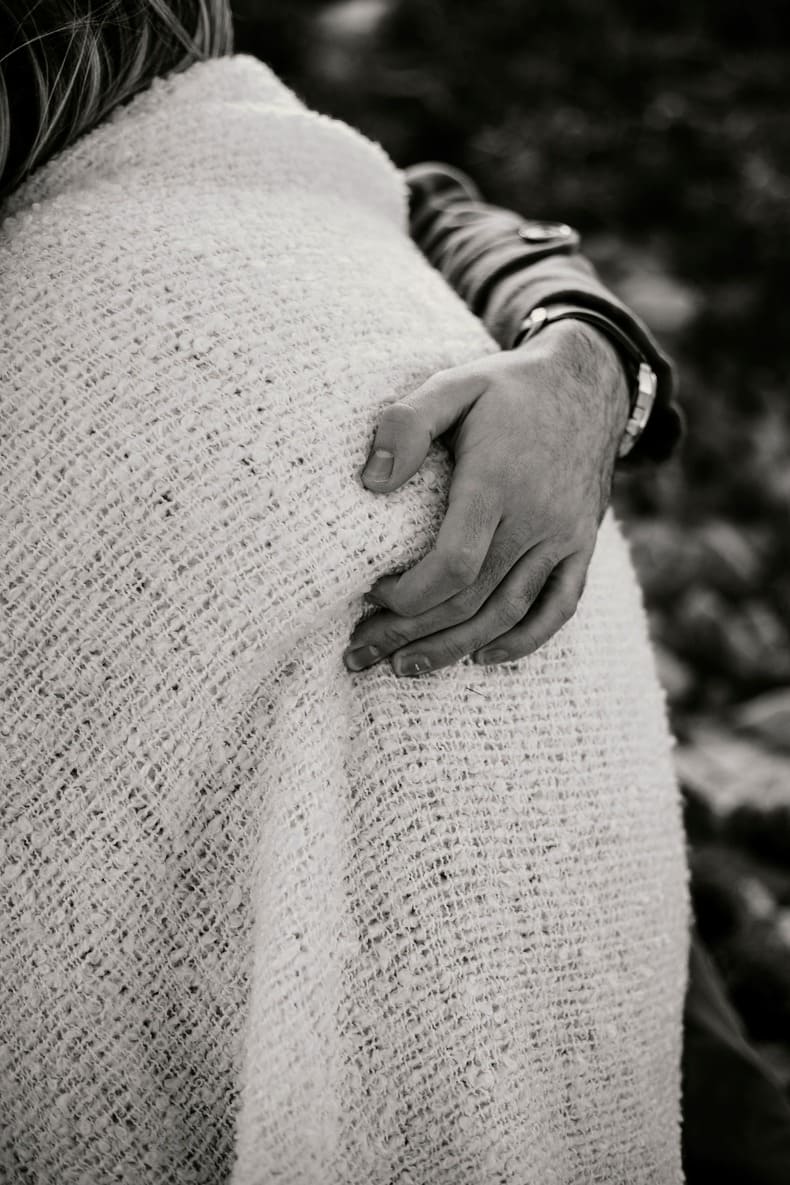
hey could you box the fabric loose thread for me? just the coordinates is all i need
[0,53,688,1185]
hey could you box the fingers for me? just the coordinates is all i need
[344,546,591,675]
[473,550,591,666]
[344,541,561,675]
[367,454,508,617]
[360,364,487,492]
[345,523,518,665]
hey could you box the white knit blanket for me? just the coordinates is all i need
[0,54,688,1185]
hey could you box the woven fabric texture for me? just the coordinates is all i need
[0,53,689,1185]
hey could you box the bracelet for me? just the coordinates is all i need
[514,305,658,459]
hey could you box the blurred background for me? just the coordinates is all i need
[230,0,790,1088]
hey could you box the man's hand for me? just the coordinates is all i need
[343,320,630,676]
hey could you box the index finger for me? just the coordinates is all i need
[370,460,503,617]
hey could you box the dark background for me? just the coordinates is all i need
[231,0,790,1088]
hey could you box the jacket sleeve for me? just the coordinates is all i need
[405,162,683,464]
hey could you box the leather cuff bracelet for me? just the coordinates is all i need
[513,304,659,459]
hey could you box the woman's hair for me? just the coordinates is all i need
[0,0,234,200]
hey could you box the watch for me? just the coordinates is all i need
[514,304,659,459]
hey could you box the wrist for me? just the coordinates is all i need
[570,321,631,430]
[514,304,658,458]
[519,316,631,437]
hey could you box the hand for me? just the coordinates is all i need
[344,320,630,676]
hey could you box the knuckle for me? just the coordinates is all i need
[375,622,412,651]
[521,554,557,604]
[424,367,453,391]
[535,552,559,586]
[450,584,488,618]
[386,590,422,618]
[440,546,481,586]
[496,590,529,629]
[409,373,449,408]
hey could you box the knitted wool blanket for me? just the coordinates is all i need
[0,53,689,1185]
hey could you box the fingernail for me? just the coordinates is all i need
[394,653,431,677]
[343,644,381,671]
[363,448,394,481]
[474,649,509,665]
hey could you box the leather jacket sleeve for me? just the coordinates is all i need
[405,162,683,464]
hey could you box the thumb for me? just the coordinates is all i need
[361,365,486,491]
